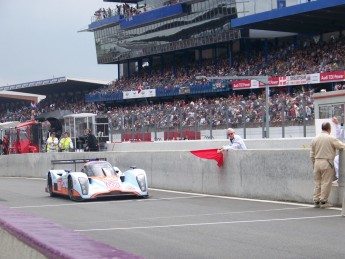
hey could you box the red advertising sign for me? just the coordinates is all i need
[232,80,251,89]
[320,71,345,82]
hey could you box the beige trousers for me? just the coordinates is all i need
[313,159,334,202]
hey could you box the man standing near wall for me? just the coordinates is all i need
[332,117,344,184]
[59,132,74,152]
[46,132,58,152]
[218,128,247,152]
[310,122,345,208]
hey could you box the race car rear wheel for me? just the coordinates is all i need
[47,174,55,197]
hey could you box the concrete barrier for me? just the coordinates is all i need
[0,204,142,259]
[106,137,314,152]
[0,227,46,259]
[0,138,342,206]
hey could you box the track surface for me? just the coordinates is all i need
[1,177,345,259]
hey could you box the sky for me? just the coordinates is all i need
[0,0,118,86]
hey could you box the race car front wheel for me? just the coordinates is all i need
[68,177,82,202]
[68,177,77,201]
[47,174,55,197]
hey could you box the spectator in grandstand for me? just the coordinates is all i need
[310,121,345,208]
[332,116,344,184]
[1,133,10,155]
[46,132,59,152]
[84,128,99,152]
[59,132,74,152]
[30,101,38,120]
[217,128,247,152]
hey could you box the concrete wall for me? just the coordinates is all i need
[0,138,343,206]
[106,138,313,152]
[0,228,46,259]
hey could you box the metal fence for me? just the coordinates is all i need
[108,99,315,142]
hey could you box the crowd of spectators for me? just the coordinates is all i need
[0,84,315,133]
[2,35,345,131]
[94,3,147,22]
[107,86,314,131]
[93,0,183,22]
[90,36,345,96]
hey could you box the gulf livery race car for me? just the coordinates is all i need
[45,159,148,201]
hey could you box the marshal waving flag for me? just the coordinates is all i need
[190,148,224,167]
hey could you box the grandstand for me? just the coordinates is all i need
[1,0,345,143]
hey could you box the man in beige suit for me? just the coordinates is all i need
[310,122,345,208]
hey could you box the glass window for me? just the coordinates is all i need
[20,128,29,141]
[319,103,344,120]
[88,163,115,176]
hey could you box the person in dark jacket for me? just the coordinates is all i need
[2,133,10,155]
[84,128,98,152]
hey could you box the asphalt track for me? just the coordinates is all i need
[1,177,345,259]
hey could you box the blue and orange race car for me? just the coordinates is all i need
[45,159,148,201]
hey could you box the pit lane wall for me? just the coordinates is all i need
[0,138,343,206]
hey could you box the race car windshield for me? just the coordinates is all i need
[90,164,116,177]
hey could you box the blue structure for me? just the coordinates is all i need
[85,0,345,103]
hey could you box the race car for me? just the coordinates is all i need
[45,159,148,201]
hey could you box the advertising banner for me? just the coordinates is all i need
[123,89,156,99]
[232,80,252,89]
[286,73,320,85]
[320,71,345,82]
[179,86,190,94]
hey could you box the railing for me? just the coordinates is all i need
[97,29,241,63]
[107,99,315,142]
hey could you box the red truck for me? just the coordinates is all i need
[9,121,44,154]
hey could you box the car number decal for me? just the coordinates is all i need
[105,180,120,190]
[57,180,62,191]
[62,178,68,188]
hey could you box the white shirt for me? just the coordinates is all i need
[335,124,344,142]
[222,134,247,150]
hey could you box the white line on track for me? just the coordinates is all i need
[0,177,45,180]
[150,188,342,210]
[9,195,204,209]
[64,207,308,225]
[75,214,341,232]
[4,179,341,211]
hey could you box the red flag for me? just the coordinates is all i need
[137,84,142,94]
[190,148,224,167]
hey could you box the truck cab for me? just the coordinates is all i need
[9,121,43,154]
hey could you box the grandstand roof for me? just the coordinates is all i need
[0,90,46,103]
[0,77,109,96]
[231,0,345,34]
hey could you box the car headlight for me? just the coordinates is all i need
[78,177,89,195]
[136,174,147,192]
